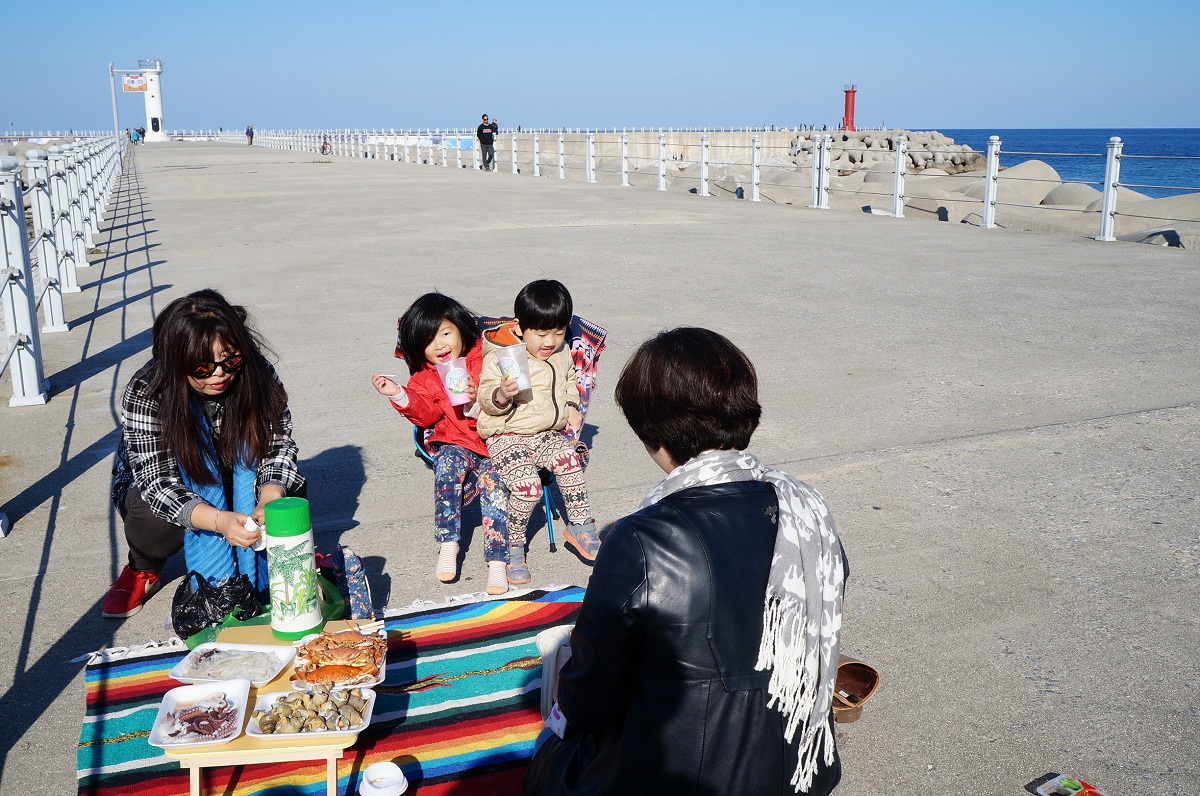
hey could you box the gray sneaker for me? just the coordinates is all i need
[507,544,531,585]
[565,520,601,562]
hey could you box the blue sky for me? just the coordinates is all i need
[4,0,1198,133]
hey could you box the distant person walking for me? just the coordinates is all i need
[477,114,498,171]
[246,125,254,146]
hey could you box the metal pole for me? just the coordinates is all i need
[0,157,49,406]
[809,137,823,208]
[982,135,1000,230]
[818,135,831,209]
[585,133,595,183]
[108,63,120,148]
[751,135,761,202]
[533,134,540,177]
[621,133,629,187]
[1095,137,1123,242]
[700,134,710,197]
[47,147,80,292]
[558,133,565,180]
[511,132,518,174]
[658,133,667,192]
[23,151,67,333]
[891,134,907,218]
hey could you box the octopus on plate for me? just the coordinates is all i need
[164,691,239,742]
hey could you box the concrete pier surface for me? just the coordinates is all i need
[1,142,1197,795]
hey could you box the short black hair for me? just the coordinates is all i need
[397,292,479,375]
[614,327,761,466]
[515,279,573,331]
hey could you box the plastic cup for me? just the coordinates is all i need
[496,344,532,391]
[359,761,408,795]
[435,357,472,406]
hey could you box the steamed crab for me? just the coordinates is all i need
[293,628,386,687]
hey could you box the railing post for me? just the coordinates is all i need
[585,133,596,183]
[809,137,823,208]
[46,147,81,293]
[472,140,480,170]
[699,135,710,197]
[511,132,518,174]
[23,151,68,333]
[982,135,1000,229]
[0,157,49,406]
[751,135,761,202]
[621,133,629,187]
[440,140,447,167]
[404,135,412,164]
[532,134,541,177]
[658,133,667,192]
[1095,136,1123,242]
[891,134,907,218]
[558,133,565,180]
[61,147,91,267]
[820,135,832,209]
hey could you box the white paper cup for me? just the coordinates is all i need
[496,344,532,391]
[435,357,472,406]
[245,518,266,551]
[360,761,408,795]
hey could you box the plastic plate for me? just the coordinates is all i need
[246,687,376,740]
[147,678,251,749]
[169,642,296,687]
[290,630,387,691]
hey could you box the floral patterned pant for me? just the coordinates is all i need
[486,430,591,548]
[433,444,509,563]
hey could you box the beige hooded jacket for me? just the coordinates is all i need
[477,322,578,440]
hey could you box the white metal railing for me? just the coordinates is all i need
[238,128,1198,243]
[1,135,124,410]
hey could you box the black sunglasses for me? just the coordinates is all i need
[190,354,246,379]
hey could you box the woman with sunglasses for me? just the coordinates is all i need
[102,289,306,618]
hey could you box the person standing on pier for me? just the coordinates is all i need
[477,114,498,171]
[245,125,254,146]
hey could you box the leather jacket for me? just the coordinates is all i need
[526,481,842,796]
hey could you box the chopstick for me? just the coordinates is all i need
[291,619,384,646]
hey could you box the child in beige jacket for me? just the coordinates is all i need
[478,280,599,584]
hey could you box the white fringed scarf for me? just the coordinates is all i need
[639,449,845,792]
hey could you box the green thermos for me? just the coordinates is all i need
[263,497,323,640]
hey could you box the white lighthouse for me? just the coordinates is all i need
[139,59,166,142]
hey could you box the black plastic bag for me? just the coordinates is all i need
[171,570,261,640]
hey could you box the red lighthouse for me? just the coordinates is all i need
[841,84,857,132]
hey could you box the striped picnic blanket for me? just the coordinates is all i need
[78,586,584,795]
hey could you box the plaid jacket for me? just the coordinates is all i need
[110,360,304,527]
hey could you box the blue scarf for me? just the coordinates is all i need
[180,399,267,590]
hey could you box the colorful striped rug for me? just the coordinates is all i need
[78,586,583,795]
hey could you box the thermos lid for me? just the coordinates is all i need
[263,497,311,537]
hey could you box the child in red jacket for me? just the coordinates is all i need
[372,293,509,594]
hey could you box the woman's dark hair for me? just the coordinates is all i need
[146,289,287,485]
[514,279,572,331]
[614,327,761,466]
[397,292,480,376]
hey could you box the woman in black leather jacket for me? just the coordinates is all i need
[525,328,847,796]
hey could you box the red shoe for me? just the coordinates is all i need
[101,566,163,618]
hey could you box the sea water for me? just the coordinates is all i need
[940,128,1200,199]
